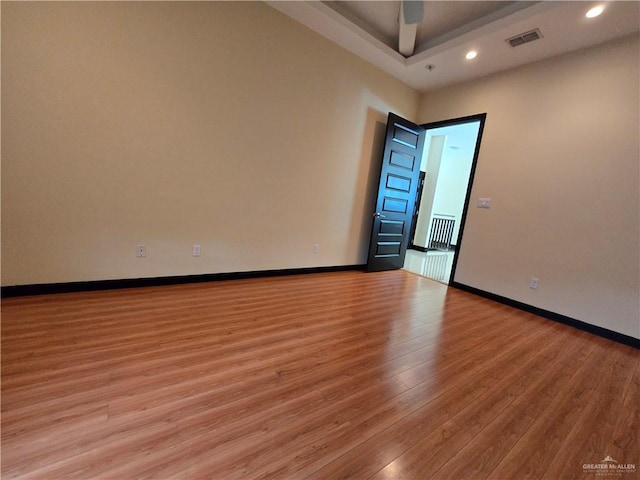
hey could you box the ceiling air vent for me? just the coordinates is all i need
[506,29,542,48]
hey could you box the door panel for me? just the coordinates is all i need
[409,171,426,249]
[366,113,426,272]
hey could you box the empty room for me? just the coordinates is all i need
[2,1,639,479]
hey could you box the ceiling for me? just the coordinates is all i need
[266,1,640,92]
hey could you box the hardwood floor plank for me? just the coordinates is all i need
[313,323,584,480]
[604,361,640,473]
[181,310,552,479]
[540,346,640,480]
[2,270,637,480]
[486,340,638,480]
[425,336,624,480]
[180,308,544,476]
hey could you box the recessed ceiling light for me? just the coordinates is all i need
[586,5,604,18]
[466,50,477,60]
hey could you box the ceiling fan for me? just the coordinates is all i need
[399,0,424,56]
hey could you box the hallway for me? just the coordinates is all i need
[403,248,455,284]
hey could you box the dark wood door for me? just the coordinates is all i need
[367,113,426,272]
[409,170,426,249]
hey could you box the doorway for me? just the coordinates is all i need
[403,114,486,284]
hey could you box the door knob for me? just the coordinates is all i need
[373,212,386,218]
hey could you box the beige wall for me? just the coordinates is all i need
[1,2,418,285]
[418,34,640,339]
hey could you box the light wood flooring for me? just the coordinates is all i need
[2,270,639,479]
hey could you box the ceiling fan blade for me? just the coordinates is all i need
[399,1,422,56]
[402,0,424,25]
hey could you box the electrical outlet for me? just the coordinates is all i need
[477,198,492,209]
[192,244,201,257]
[136,245,146,258]
[530,277,539,289]
[312,243,320,254]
